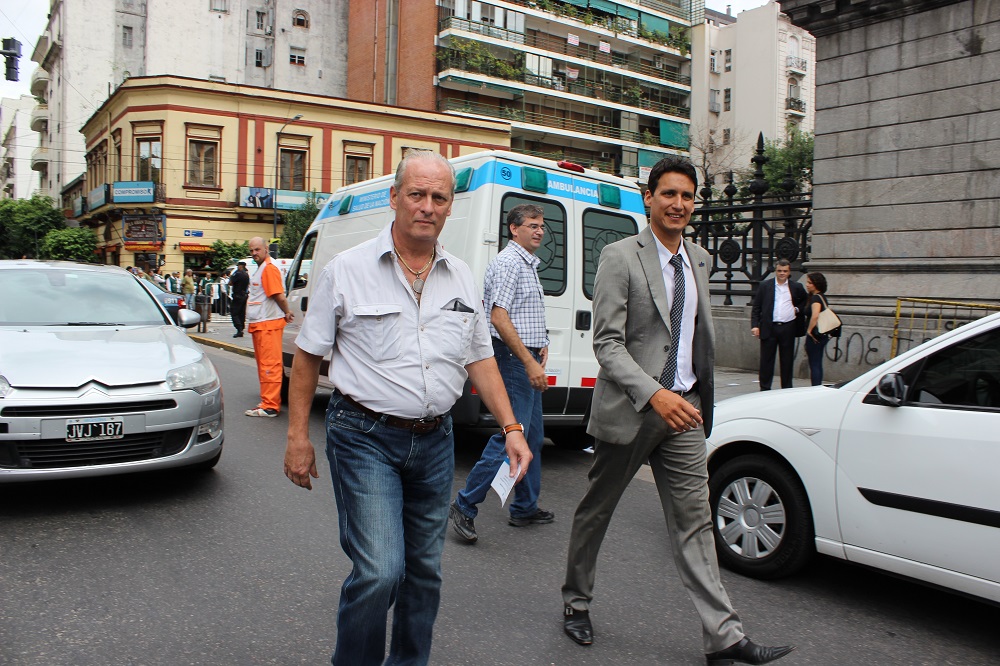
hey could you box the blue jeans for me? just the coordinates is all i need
[805,334,828,386]
[325,392,455,666]
[455,339,545,520]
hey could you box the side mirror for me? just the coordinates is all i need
[176,308,202,329]
[875,372,906,407]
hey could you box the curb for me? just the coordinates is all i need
[189,334,256,359]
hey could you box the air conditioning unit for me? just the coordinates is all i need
[653,56,664,69]
[599,113,612,124]
[599,151,612,159]
[265,25,272,35]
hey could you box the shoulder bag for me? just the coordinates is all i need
[816,295,842,336]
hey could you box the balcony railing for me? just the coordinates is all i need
[30,67,50,97]
[31,146,49,172]
[440,16,691,87]
[438,51,690,119]
[438,98,688,150]
[516,147,616,174]
[786,97,806,113]
[786,55,807,72]
[30,104,48,132]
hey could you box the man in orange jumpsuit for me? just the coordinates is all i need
[246,236,294,417]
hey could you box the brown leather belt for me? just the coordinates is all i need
[338,393,444,435]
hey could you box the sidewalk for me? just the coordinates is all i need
[188,318,764,400]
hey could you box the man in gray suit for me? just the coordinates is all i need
[561,157,794,666]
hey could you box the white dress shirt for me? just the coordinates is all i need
[652,235,698,393]
[773,280,796,324]
[295,223,493,418]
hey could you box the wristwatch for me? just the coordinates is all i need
[500,423,524,437]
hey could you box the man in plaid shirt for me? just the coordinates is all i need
[450,203,553,542]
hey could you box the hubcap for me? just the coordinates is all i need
[716,476,786,559]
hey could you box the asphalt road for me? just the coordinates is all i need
[1,347,998,665]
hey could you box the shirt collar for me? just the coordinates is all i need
[652,234,690,271]
[378,221,451,268]
[506,239,540,268]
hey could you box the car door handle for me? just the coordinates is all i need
[575,310,591,331]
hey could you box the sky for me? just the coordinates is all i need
[0,0,771,101]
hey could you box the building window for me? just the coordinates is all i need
[788,78,800,99]
[255,49,264,67]
[723,128,731,145]
[210,0,229,12]
[724,49,732,71]
[709,50,718,73]
[122,26,133,48]
[279,149,307,190]
[290,48,305,66]
[136,138,161,182]
[345,155,370,186]
[293,10,309,28]
[188,140,218,187]
[723,88,731,111]
[256,11,266,30]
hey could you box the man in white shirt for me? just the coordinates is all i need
[750,259,808,390]
[282,150,532,666]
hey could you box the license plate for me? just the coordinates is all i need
[66,417,125,442]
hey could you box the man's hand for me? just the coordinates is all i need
[284,434,319,490]
[751,327,760,338]
[503,431,532,483]
[649,388,703,433]
[526,358,548,392]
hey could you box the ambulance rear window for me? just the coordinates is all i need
[582,209,639,299]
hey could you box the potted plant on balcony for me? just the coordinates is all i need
[623,85,643,106]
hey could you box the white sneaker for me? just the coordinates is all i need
[245,407,278,417]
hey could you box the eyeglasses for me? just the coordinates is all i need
[522,223,545,232]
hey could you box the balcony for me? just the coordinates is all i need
[439,16,691,88]
[30,104,48,132]
[438,98,688,151]
[516,147,616,174]
[437,50,690,119]
[502,0,690,47]
[30,67,50,97]
[786,97,806,115]
[786,55,807,74]
[31,146,49,171]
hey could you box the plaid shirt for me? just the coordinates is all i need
[484,240,549,348]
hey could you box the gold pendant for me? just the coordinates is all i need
[412,278,425,294]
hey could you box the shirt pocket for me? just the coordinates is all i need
[436,309,476,365]
[352,303,404,362]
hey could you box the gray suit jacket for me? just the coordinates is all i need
[587,226,716,444]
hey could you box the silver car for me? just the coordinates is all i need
[0,260,223,481]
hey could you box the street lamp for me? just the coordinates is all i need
[273,114,303,243]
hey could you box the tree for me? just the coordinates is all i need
[39,227,98,263]
[278,193,322,258]
[735,127,814,196]
[687,123,753,199]
[0,195,67,259]
[207,239,250,274]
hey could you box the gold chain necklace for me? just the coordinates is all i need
[395,249,435,294]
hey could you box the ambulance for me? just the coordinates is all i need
[280,150,648,436]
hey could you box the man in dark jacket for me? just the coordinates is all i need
[229,261,250,338]
[750,259,808,390]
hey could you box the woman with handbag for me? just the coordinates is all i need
[805,272,832,386]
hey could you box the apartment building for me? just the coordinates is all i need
[690,1,815,189]
[76,75,508,274]
[27,0,350,210]
[347,0,699,184]
[1,95,40,199]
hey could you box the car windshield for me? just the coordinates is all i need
[0,267,169,326]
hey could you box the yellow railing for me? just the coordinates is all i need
[891,297,1000,357]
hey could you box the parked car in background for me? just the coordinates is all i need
[0,260,223,482]
[138,277,187,324]
[706,311,1000,603]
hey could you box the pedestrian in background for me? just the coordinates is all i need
[282,151,532,666]
[804,272,830,386]
[181,269,196,309]
[245,237,293,417]
[750,259,807,390]
[229,261,249,338]
[561,156,794,666]
[450,203,552,543]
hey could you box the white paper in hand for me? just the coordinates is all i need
[490,457,521,507]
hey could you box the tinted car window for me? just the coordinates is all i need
[0,268,167,326]
[905,326,1000,409]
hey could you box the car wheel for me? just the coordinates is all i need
[708,454,813,579]
[547,426,594,450]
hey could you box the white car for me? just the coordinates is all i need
[706,311,1000,603]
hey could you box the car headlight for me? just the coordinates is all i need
[166,356,220,394]
[0,375,11,399]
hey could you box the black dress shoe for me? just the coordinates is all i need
[233,332,243,338]
[706,637,795,665]
[563,606,593,646]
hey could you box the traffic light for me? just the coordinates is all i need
[2,38,22,82]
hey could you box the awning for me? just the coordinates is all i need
[640,12,673,34]
[124,242,164,252]
[563,0,588,7]
[617,5,639,19]
[589,0,618,15]
[178,242,213,252]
